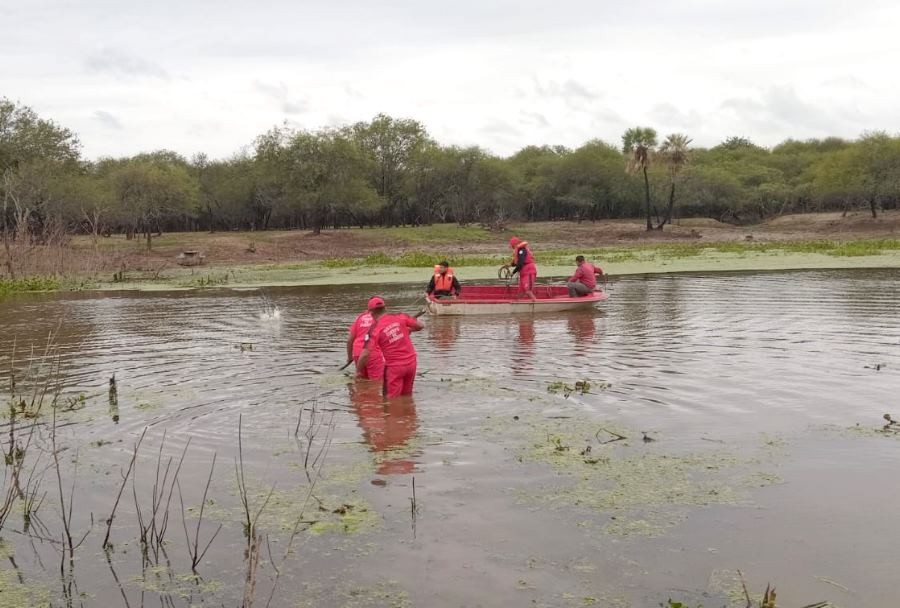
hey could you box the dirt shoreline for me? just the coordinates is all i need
[83,248,900,292]
[5,211,900,292]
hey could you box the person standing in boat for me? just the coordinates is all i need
[426,261,461,298]
[566,255,605,297]
[358,297,424,398]
[507,237,537,300]
[346,299,385,381]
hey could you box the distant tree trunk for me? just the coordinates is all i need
[207,202,215,233]
[869,198,878,218]
[659,181,676,229]
[841,198,851,218]
[642,166,652,231]
[2,230,15,279]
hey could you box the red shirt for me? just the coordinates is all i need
[368,314,419,367]
[349,311,378,358]
[569,262,601,290]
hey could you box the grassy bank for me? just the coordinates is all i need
[0,276,62,295]
[70,239,900,292]
[2,213,900,294]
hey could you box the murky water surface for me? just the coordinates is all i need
[1,269,899,607]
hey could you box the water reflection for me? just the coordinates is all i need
[348,380,419,475]
[511,318,536,375]
[566,313,596,356]
[428,316,461,351]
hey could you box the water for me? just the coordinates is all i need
[1,269,899,607]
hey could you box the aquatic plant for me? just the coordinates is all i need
[547,379,593,398]
[323,250,506,269]
[490,414,782,538]
[0,275,61,295]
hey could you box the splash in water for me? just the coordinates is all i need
[259,295,282,322]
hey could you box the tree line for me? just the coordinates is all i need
[3,97,900,251]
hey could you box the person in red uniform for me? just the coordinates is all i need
[358,297,424,398]
[346,301,385,380]
[507,237,537,300]
[566,255,605,297]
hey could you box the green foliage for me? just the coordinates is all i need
[0,97,81,171]
[3,100,900,250]
[322,251,505,268]
[0,276,60,295]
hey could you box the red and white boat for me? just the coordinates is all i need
[425,285,608,316]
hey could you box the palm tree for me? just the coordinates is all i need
[622,127,658,231]
[658,133,692,229]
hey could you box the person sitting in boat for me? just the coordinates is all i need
[566,255,604,297]
[505,237,537,300]
[426,261,461,299]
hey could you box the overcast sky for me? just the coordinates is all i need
[2,0,899,160]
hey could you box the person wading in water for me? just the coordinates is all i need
[346,299,386,380]
[358,297,424,398]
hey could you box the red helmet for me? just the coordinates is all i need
[508,236,521,248]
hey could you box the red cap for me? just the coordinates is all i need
[509,236,521,248]
[367,296,385,311]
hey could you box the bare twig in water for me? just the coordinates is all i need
[1,334,58,534]
[51,401,94,606]
[178,453,222,573]
[596,428,627,444]
[130,430,191,566]
[814,576,850,593]
[410,476,418,538]
[293,399,335,482]
[761,584,777,608]
[105,548,132,608]
[263,405,335,608]
[736,569,752,608]
[236,414,276,608]
[154,437,191,554]
[103,427,146,550]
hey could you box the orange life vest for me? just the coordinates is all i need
[433,265,455,292]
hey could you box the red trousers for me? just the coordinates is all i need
[383,362,416,397]
[355,354,384,381]
[519,267,537,293]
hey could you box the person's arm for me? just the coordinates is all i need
[405,315,424,332]
[426,276,436,295]
[346,327,356,364]
[511,248,526,275]
[357,333,372,370]
[452,276,461,296]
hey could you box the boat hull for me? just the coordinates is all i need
[426,285,608,316]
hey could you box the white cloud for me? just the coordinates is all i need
[85,48,169,80]
[1,0,899,158]
[92,110,124,130]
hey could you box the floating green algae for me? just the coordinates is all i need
[297,579,412,608]
[490,414,781,538]
[0,542,52,608]
[132,566,224,600]
[214,459,380,540]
